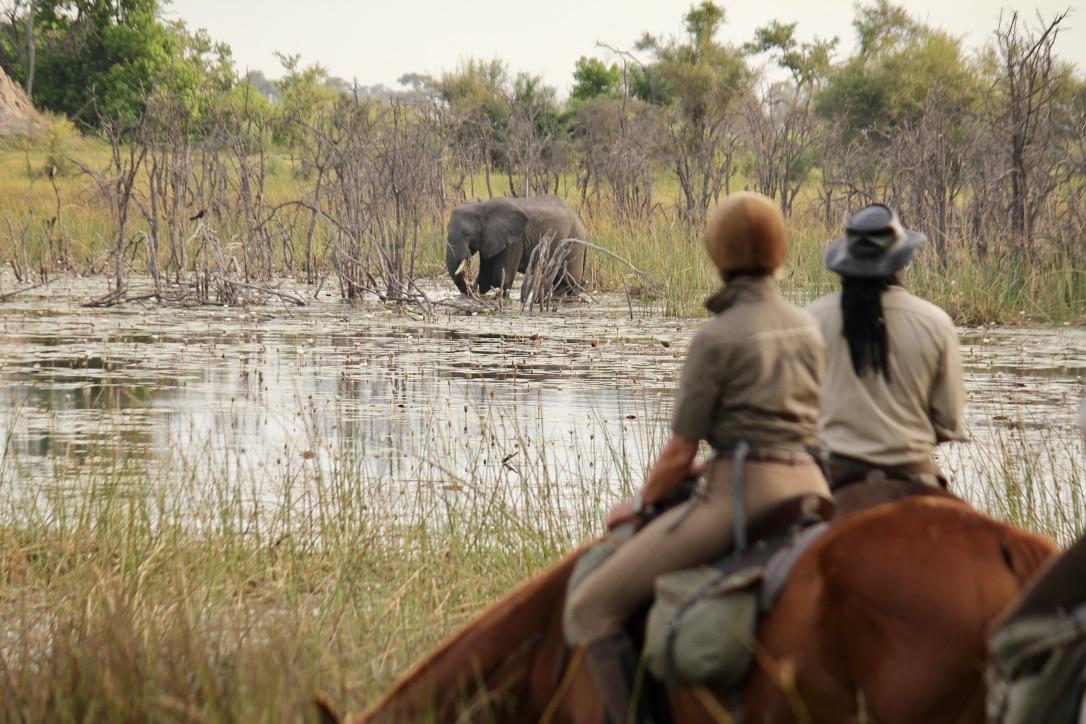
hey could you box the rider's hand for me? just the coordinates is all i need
[606,499,638,531]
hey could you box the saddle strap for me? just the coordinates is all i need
[732,440,750,553]
[666,439,754,540]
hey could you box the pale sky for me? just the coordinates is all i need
[164,0,1082,95]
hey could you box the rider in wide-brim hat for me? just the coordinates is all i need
[823,203,927,278]
[806,202,967,492]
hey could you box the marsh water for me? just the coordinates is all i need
[0,275,1083,535]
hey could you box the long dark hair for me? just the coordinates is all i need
[840,276,899,381]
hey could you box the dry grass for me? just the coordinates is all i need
[0,380,1080,721]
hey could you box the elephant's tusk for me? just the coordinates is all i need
[455,259,467,276]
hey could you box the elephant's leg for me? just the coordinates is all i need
[501,246,524,296]
[477,257,498,295]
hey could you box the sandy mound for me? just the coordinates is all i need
[0,66,44,135]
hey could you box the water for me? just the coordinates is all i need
[0,275,1083,534]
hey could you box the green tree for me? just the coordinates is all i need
[1,0,234,128]
[272,52,339,145]
[570,56,621,101]
[635,1,754,220]
[812,1,986,246]
[245,69,279,100]
[743,21,837,215]
[815,0,978,139]
[435,58,510,198]
[984,10,1075,241]
[505,70,563,195]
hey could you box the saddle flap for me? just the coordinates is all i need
[760,521,830,611]
[987,603,1086,724]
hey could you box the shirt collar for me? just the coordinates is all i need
[704,275,777,315]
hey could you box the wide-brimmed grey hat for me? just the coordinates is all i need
[824,204,927,278]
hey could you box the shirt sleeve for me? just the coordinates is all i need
[670,329,724,442]
[930,320,969,443]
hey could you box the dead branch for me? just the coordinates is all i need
[0,278,54,302]
[213,278,308,306]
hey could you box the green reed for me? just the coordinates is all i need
[0,371,1081,722]
[0,384,668,721]
[587,211,1086,324]
[946,382,1086,544]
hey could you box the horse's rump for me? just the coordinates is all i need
[717,497,1059,724]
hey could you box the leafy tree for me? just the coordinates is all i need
[742,21,837,216]
[570,56,621,101]
[397,72,432,92]
[435,58,509,198]
[811,0,983,243]
[245,69,279,100]
[0,0,234,128]
[504,70,563,195]
[395,71,434,102]
[980,10,1075,242]
[815,0,978,139]
[569,96,662,218]
[635,1,755,220]
[272,52,339,145]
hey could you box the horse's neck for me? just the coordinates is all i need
[360,546,584,723]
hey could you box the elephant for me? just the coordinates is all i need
[445,195,587,297]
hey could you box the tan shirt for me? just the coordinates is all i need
[806,285,968,466]
[670,276,825,449]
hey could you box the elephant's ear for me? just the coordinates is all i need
[480,204,530,259]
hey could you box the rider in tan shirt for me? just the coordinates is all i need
[806,204,967,488]
[568,192,830,723]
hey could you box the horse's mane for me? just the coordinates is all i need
[359,542,589,721]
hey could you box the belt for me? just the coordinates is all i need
[714,445,813,465]
[667,443,816,537]
[827,454,947,490]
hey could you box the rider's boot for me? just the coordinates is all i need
[583,629,654,723]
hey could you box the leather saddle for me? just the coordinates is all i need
[629,493,835,721]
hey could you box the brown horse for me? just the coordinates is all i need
[319,496,1057,723]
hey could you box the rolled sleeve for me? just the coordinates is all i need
[670,331,724,442]
[930,323,969,443]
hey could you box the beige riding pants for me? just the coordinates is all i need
[568,454,829,646]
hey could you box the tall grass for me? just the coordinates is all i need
[0,386,668,721]
[569,208,1086,323]
[0,374,1081,720]
[947,379,1086,544]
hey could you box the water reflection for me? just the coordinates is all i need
[0,277,1082,531]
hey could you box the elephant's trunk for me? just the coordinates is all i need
[446,251,470,295]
